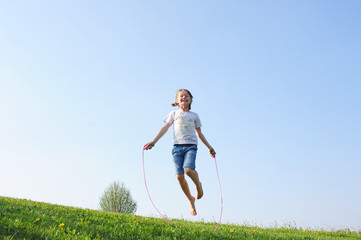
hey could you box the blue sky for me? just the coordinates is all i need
[1,0,360,231]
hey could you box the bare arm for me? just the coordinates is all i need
[144,123,171,150]
[196,127,216,158]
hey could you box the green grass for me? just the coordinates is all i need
[1,196,360,240]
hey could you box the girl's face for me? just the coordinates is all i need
[177,90,192,109]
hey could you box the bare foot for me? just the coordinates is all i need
[196,182,203,199]
[189,196,197,216]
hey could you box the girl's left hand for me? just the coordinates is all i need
[209,148,216,158]
[143,143,155,150]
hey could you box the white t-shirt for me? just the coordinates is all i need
[164,110,202,145]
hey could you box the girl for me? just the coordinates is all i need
[144,89,216,216]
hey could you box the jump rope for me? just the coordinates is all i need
[142,147,223,231]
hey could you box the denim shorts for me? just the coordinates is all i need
[172,144,198,175]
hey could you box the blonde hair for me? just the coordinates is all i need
[172,89,193,110]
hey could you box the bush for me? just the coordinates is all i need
[99,181,137,214]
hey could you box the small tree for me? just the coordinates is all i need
[99,181,137,214]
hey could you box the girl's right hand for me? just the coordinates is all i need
[209,148,216,158]
[143,142,155,150]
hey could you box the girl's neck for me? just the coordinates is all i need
[179,106,190,112]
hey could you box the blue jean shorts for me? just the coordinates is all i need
[172,144,198,175]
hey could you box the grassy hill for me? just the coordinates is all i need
[1,196,359,239]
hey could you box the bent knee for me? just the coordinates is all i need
[176,173,185,181]
[184,168,194,175]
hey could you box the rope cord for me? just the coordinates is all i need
[142,149,173,225]
[142,148,223,231]
[213,155,223,231]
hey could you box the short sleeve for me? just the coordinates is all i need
[194,113,202,128]
[163,110,175,125]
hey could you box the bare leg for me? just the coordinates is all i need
[184,168,203,199]
[176,174,197,216]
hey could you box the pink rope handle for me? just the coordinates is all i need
[142,148,173,225]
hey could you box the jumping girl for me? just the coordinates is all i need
[144,89,216,216]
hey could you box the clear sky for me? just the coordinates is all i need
[1,0,360,231]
